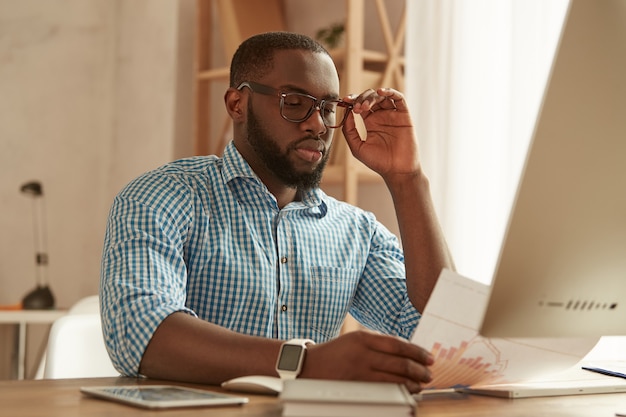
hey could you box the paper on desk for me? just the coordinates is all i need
[411,269,599,389]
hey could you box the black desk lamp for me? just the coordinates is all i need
[20,181,55,309]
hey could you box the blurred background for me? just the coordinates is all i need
[1,0,573,379]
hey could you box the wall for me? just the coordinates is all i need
[0,0,194,309]
[0,0,194,378]
[1,0,112,309]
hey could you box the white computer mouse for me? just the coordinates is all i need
[221,375,283,395]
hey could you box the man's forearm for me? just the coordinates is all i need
[139,312,282,384]
[385,171,455,313]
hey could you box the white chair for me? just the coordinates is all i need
[66,294,100,314]
[38,295,118,379]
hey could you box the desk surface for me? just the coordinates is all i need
[1,376,626,417]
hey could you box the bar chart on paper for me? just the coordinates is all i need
[411,269,600,389]
[427,338,508,388]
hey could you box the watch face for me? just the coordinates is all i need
[277,344,303,371]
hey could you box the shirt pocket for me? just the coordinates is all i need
[309,266,359,340]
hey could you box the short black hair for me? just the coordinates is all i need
[229,31,330,87]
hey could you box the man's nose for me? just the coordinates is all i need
[301,105,328,135]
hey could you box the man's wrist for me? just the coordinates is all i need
[275,338,315,380]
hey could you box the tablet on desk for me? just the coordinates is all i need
[80,385,248,409]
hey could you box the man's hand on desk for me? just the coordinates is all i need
[300,330,435,394]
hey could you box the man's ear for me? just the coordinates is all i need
[224,87,246,123]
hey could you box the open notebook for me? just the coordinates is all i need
[411,270,626,398]
[457,363,626,399]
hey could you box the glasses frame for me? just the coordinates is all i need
[237,81,352,129]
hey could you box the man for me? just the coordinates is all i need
[100,32,453,393]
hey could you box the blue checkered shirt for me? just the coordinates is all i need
[100,142,420,376]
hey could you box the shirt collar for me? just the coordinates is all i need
[221,141,326,210]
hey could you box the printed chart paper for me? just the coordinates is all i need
[411,269,599,389]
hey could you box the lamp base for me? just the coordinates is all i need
[22,285,55,310]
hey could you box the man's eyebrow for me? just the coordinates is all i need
[279,84,341,100]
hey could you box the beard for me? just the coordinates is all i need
[245,101,330,191]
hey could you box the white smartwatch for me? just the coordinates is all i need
[275,338,315,380]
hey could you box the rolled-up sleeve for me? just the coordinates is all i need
[100,172,196,376]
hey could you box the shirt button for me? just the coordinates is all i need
[281,305,288,312]
[280,256,288,264]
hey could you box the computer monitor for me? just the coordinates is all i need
[479,0,626,338]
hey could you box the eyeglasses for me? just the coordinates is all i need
[237,81,352,129]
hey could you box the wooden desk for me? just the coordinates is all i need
[0,310,66,379]
[1,376,626,417]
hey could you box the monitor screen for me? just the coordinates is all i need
[479,0,626,338]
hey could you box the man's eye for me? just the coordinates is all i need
[283,94,308,107]
[284,101,306,108]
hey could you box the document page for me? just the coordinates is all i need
[411,269,599,389]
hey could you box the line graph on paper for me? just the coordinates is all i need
[411,269,600,389]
